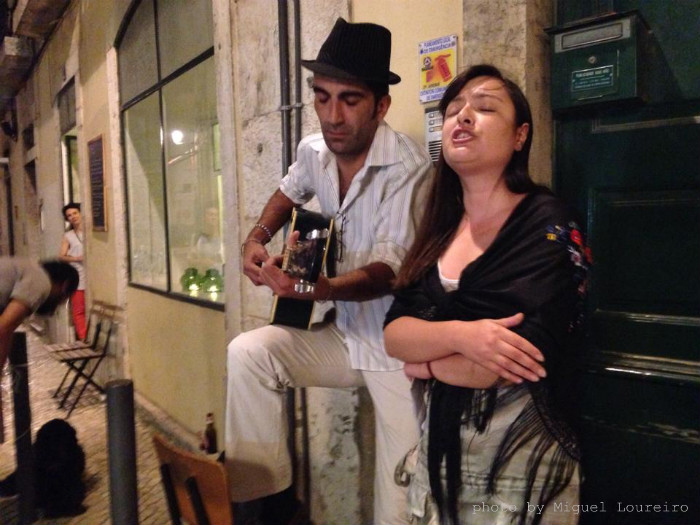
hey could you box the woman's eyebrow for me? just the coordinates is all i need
[470,90,505,102]
[447,94,466,106]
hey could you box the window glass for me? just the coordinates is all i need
[58,80,76,135]
[118,0,219,305]
[62,135,80,203]
[162,58,223,302]
[118,0,158,104]
[124,93,167,289]
[157,0,214,78]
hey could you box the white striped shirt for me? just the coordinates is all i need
[280,121,433,371]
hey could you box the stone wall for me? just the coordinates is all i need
[461,0,554,185]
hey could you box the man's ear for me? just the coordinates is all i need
[375,94,391,121]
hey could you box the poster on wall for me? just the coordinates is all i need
[419,34,458,104]
[88,135,107,232]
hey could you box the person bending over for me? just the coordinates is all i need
[1,257,78,440]
[1,257,79,370]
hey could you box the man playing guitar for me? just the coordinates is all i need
[228,18,432,525]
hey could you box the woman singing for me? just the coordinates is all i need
[384,65,590,525]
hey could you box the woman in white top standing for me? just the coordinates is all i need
[59,202,86,341]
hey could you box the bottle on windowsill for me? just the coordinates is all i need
[199,412,218,454]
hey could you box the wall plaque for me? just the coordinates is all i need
[88,135,106,231]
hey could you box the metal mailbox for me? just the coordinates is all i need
[548,12,649,112]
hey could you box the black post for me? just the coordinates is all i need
[10,331,36,525]
[278,0,292,175]
[106,379,139,525]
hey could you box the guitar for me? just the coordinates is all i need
[269,208,335,329]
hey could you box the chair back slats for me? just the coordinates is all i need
[83,301,107,344]
[152,433,233,525]
[185,476,212,525]
[159,464,183,524]
[50,302,122,416]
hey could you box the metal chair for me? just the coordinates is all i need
[44,301,106,353]
[152,433,233,525]
[52,303,119,417]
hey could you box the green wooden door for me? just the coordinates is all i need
[553,2,700,523]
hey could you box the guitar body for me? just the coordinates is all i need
[270,208,335,329]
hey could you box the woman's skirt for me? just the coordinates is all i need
[403,385,580,525]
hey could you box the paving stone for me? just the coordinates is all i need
[0,331,169,525]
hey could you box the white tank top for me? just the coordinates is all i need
[437,259,460,292]
[64,229,85,290]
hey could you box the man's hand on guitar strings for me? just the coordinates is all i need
[241,240,271,286]
[260,259,311,300]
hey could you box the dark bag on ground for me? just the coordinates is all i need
[0,418,86,517]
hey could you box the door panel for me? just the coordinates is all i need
[579,372,700,525]
[554,2,700,523]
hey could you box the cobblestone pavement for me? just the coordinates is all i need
[0,331,170,525]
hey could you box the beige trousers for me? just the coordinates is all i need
[224,322,419,525]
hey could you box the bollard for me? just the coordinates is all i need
[106,379,139,525]
[10,331,36,525]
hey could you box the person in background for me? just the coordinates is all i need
[384,65,590,525]
[0,257,79,440]
[189,205,224,273]
[228,18,432,525]
[59,202,86,341]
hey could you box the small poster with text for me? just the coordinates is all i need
[419,34,458,104]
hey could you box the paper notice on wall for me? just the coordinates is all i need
[419,34,458,104]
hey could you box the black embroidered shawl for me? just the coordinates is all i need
[385,189,590,525]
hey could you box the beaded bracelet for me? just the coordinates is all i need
[254,223,273,243]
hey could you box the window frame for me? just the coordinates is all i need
[116,0,223,311]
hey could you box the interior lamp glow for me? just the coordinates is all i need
[171,129,185,145]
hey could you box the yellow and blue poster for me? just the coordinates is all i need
[419,34,458,104]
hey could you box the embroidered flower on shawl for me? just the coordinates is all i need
[546,221,592,330]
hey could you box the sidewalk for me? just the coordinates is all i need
[0,330,171,525]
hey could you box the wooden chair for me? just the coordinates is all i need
[152,433,233,525]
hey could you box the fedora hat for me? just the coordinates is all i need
[301,18,401,85]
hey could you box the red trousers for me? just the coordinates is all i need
[71,290,87,341]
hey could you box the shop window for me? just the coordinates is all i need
[124,92,167,289]
[163,59,222,298]
[118,0,222,305]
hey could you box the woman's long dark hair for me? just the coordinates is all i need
[395,64,537,288]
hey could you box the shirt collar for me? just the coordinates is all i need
[316,120,398,170]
